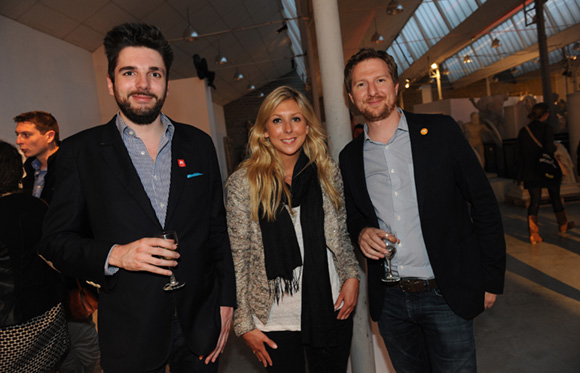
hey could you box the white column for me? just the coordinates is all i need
[312,0,352,161]
[312,2,376,373]
[305,20,322,122]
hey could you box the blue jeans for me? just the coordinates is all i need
[378,286,476,373]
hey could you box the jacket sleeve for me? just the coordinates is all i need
[39,138,112,287]
[338,147,375,247]
[205,137,237,307]
[225,171,256,336]
[448,117,506,294]
[331,163,361,283]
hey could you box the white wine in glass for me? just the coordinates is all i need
[381,231,400,283]
[158,231,185,291]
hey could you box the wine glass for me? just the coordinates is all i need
[381,230,400,283]
[157,231,185,291]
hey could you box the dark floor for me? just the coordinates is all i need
[218,201,580,373]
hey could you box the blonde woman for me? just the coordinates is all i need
[226,86,360,373]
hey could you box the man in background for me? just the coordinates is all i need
[14,111,59,203]
[15,110,101,372]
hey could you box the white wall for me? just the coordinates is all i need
[3,15,228,183]
[0,15,101,143]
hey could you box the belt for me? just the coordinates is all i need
[385,278,438,293]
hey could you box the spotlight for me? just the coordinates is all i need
[371,32,384,44]
[386,0,404,15]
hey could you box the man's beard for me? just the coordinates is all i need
[359,97,396,122]
[115,90,166,125]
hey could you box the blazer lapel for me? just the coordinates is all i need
[165,124,189,227]
[351,135,377,221]
[99,119,161,229]
[406,112,432,213]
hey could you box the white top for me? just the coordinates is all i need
[254,206,342,332]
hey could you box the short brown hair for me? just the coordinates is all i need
[13,111,60,143]
[344,48,399,94]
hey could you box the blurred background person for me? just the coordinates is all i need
[226,86,360,373]
[0,140,68,372]
[517,103,576,244]
[14,111,100,372]
[14,111,60,203]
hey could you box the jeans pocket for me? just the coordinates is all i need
[433,287,444,297]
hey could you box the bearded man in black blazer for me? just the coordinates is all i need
[40,23,235,373]
[339,49,506,372]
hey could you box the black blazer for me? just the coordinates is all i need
[0,194,65,327]
[339,111,506,321]
[22,150,59,204]
[40,117,236,371]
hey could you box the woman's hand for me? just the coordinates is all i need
[335,278,360,320]
[242,329,278,367]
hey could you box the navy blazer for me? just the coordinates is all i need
[40,117,236,371]
[339,111,506,321]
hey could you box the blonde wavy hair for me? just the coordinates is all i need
[238,86,342,221]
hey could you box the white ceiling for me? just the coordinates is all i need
[0,0,297,106]
[1,0,565,106]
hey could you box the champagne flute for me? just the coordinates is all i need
[157,231,185,291]
[381,229,400,283]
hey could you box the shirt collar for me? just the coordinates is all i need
[115,112,174,139]
[363,108,408,144]
[31,157,43,171]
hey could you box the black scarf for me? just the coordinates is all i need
[259,151,336,347]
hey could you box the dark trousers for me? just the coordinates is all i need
[378,286,476,373]
[148,315,219,373]
[263,315,353,373]
[527,185,564,216]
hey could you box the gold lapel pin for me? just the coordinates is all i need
[420,128,428,135]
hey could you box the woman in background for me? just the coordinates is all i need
[226,86,360,373]
[517,103,576,243]
[0,140,68,372]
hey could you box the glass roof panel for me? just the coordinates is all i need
[281,0,305,82]
[457,45,481,74]
[387,44,410,73]
[472,36,501,66]
[511,13,537,47]
[436,0,480,29]
[445,55,465,81]
[394,0,577,84]
[513,45,571,77]
[400,17,430,59]
[544,0,580,33]
[414,2,448,46]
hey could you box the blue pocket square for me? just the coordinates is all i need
[187,173,203,178]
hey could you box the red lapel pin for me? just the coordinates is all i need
[178,159,186,167]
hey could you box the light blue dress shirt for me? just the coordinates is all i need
[363,110,435,279]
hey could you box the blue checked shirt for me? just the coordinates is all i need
[115,113,174,227]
